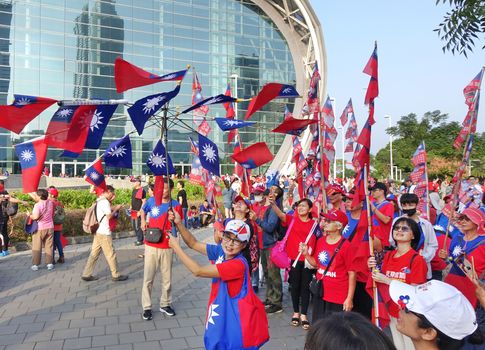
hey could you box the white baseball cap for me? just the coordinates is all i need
[223,219,250,242]
[389,280,477,340]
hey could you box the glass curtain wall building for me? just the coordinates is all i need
[0,0,325,177]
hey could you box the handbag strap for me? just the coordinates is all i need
[320,237,347,279]
[281,217,296,245]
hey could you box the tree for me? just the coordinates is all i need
[435,0,485,57]
[373,110,485,179]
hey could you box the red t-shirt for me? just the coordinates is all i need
[144,199,183,249]
[372,201,394,248]
[312,237,354,304]
[347,210,371,283]
[430,233,450,272]
[283,214,316,261]
[216,258,245,297]
[253,203,269,249]
[380,249,427,317]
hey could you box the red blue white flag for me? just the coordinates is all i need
[245,83,299,120]
[339,98,353,126]
[223,83,236,119]
[231,142,274,169]
[114,57,187,93]
[0,95,57,134]
[84,158,107,190]
[14,136,48,193]
[363,43,379,125]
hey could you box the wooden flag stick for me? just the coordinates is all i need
[363,165,379,327]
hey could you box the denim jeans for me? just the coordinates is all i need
[53,230,64,258]
[182,208,188,227]
[131,217,144,242]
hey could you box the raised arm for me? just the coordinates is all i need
[269,197,287,223]
[168,234,219,278]
[169,209,207,255]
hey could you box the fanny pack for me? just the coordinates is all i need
[145,228,163,243]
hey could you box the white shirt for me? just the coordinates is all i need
[95,197,111,235]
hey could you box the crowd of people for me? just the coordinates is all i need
[1,172,485,350]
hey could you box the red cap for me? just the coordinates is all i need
[326,184,345,195]
[233,195,252,209]
[48,188,59,197]
[321,209,348,227]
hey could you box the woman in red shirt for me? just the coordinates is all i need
[368,217,427,350]
[299,209,355,323]
[271,198,316,330]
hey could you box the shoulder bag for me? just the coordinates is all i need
[270,218,295,269]
[309,237,347,298]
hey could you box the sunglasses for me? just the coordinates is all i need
[394,225,411,232]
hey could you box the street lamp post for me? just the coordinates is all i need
[384,115,393,179]
[230,74,238,120]
[329,97,337,180]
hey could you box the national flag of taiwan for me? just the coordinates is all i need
[114,57,187,93]
[14,137,48,193]
[192,70,209,117]
[84,104,118,149]
[147,140,176,175]
[84,159,107,190]
[44,105,97,153]
[0,95,57,134]
[345,114,358,139]
[103,135,132,169]
[272,117,317,135]
[198,134,220,176]
[231,142,274,169]
[340,98,353,126]
[321,96,335,128]
[128,85,181,135]
[363,43,379,125]
[215,118,255,131]
[411,142,427,166]
[182,94,237,115]
[245,83,300,120]
[463,69,483,108]
[224,83,236,118]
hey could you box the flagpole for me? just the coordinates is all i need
[423,141,430,220]
[161,102,173,211]
[364,165,379,328]
[318,110,328,214]
[292,221,318,268]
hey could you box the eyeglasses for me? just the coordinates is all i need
[222,233,244,247]
[394,225,411,232]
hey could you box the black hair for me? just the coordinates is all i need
[400,193,419,205]
[392,217,421,250]
[305,312,396,350]
[106,185,115,193]
[0,180,4,185]
[224,179,230,189]
[414,312,467,350]
[204,199,209,203]
[165,178,174,188]
[177,180,184,188]
[297,198,313,219]
[190,205,196,210]
[273,186,283,200]
[148,184,155,191]
[37,189,48,200]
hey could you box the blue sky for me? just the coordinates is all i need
[310,1,484,155]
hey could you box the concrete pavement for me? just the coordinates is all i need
[0,228,308,349]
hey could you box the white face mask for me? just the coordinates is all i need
[254,195,263,202]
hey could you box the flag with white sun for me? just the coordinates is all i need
[103,135,132,169]
[198,133,220,177]
[146,140,176,175]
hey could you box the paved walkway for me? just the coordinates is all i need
[0,228,307,349]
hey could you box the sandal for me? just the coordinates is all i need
[301,319,310,330]
[291,317,300,327]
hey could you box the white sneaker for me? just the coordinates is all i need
[31,265,39,271]
[47,264,54,270]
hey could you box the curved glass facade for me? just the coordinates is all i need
[0,0,296,176]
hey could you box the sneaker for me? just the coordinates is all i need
[142,310,153,321]
[134,241,143,246]
[81,275,99,281]
[1,250,9,257]
[31,265,39,271]
[266,305,283,314]
[112,275,128,282]
[263,299,271,306]
[252,286,259,293]
[47,264,54,270]
[160,306,176,317]
[57,256,65,264]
